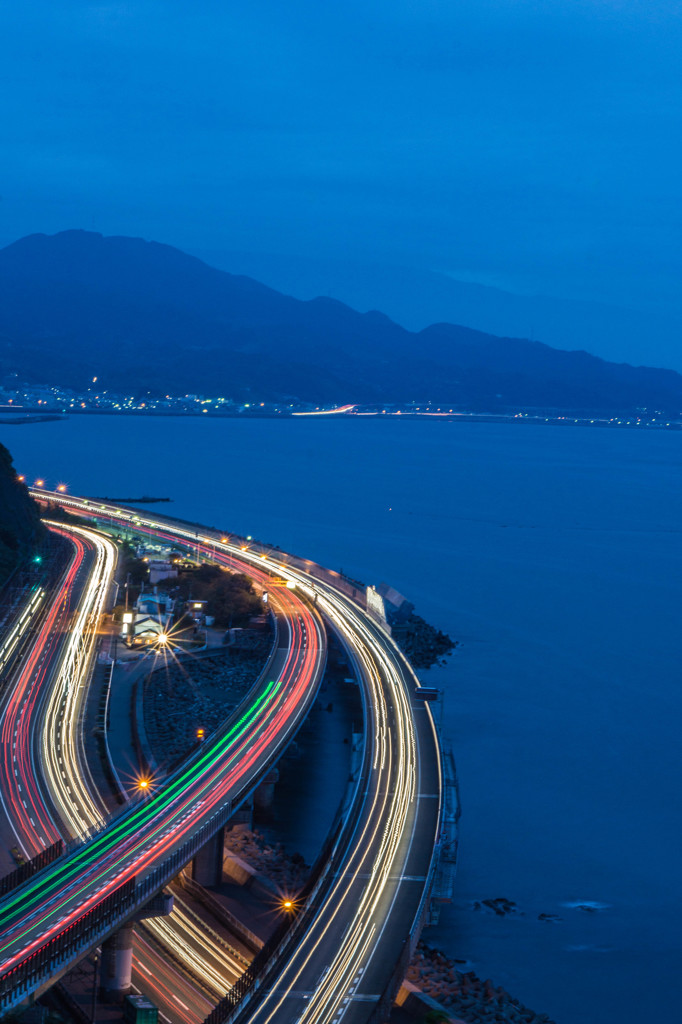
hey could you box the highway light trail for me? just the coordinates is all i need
[0,679,281,956]
[134,929,214,1024]
[95,501,431,1024]
[0,505,325,1008]
[238,570,423,1024]
[5,491,439,1024]
[40,523,116,839]
[0,586,46,681]
[0,530,91,859]
[144,899,244,999]
[0,520,255,1021]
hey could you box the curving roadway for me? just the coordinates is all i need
[0,507,325,1011]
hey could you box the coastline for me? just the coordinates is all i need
[1,407,678,429]
[4,413,680,1024]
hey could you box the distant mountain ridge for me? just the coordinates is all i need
[0,230,680,413]
[191,247,682,372]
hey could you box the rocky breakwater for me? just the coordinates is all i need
[224,827,309,895]
[404,943,555,1024]
[143,632,273,767]
[389,611,456,670]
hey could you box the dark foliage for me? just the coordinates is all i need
[41,501,90,528]
[118,540,150,586]
[174,564,262,627]
[0,443,45,585]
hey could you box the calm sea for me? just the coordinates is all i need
[4,415,681,1024]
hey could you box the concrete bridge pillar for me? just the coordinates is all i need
[192,825,225,888]
[229,796,253,830]
[254,768,279,812]
[99,889,174,1002]
[100,923,134,1000]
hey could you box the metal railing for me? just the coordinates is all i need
[0,878,136,1012]
[0,842,64,899]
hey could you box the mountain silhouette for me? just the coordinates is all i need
[1,230,680,413]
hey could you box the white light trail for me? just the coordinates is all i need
[41,523,117,836]
[27,491,439,1024]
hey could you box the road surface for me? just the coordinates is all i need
[0,513,325,1011]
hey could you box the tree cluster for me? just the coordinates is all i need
[119,540,150,587]
[109,540,150,618]
[0,444,46,585]
[40,502,90,529]
[175,563,262,628]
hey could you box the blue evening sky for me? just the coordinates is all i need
[1,2,681,363]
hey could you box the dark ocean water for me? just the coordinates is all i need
[4,414,681,1024]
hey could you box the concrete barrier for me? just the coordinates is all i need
[395,980,466,1023]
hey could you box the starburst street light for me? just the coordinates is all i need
[136,775,154,795]
[123,767,157,796]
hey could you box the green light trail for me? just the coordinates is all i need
[0,677,282,946]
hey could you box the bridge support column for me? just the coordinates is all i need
[254,768,279,813]
[192,825,225,887]
[100,923,134,1001]
[229,796,253,830]
[98,890,174,1003]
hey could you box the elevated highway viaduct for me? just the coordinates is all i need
[0,521,252,1022]
[1,492,443,1023]
[0,523,115,861]
[0,501,326,1014]
[219,557,443,1024]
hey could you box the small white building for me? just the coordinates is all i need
[120,590,175,646]
[148,560,178,586]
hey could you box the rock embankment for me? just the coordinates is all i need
[143,637,272,765]
[224,828,309,893]
[406,943,555,1024]
[390,612,456,669]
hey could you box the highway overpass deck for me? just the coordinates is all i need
[5,491,444,1024]
[0,505,326,1012]
[224,583,442,1024]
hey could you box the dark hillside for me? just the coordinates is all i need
[0,444,45,585]
[1,231,681,413]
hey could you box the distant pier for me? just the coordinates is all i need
[89,495,172,504]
